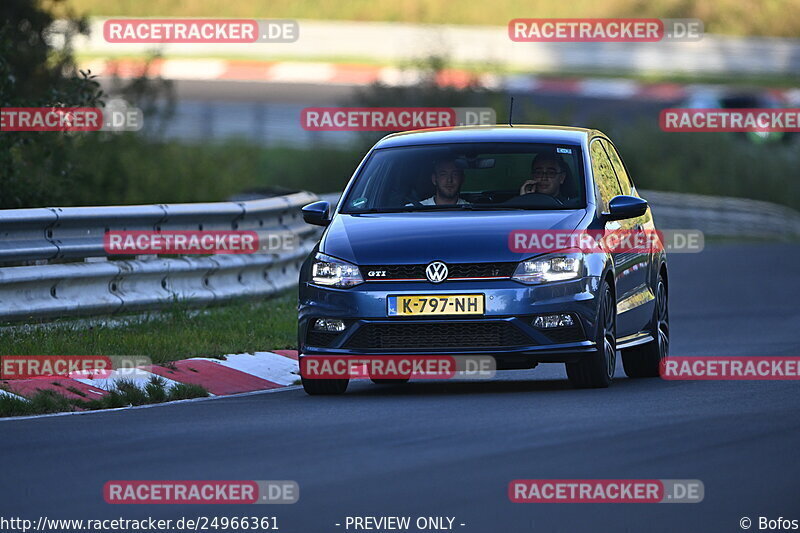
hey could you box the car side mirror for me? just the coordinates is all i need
[302,201,331,227]
[605,195,648,221]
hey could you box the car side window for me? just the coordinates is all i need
[601,140,634,196]
[590,140,621,213]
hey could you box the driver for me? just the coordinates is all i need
[420,159,469,205]
[519,154,570,203]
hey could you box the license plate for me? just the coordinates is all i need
[387,294,485,316]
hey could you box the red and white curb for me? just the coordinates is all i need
[0,388,28,401]
[0,350,300,406]
[80,58,800,103]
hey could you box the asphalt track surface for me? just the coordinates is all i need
[100,80,670,147]
[2,243,799,533]
[146,79,671,122]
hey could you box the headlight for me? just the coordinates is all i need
[311,253,363,288]
[512,252,584,284]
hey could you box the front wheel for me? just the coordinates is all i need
[622,275,669,378]
[301,376,349,395]
[566,280,616,388]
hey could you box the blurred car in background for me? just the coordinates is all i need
[681,89,797,144]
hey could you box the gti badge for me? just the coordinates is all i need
[425,261,449,283]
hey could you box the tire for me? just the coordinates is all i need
[566,279,616,388]
[370,378,410,385]
[301,376,349,395]
[622,275,669,378]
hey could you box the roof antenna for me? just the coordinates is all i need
[508,97,515,127]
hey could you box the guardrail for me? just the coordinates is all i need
[0,189,798,324]
[0,191,320,323]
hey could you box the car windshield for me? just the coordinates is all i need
[340,142,586,213]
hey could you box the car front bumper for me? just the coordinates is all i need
[298,277,602,364]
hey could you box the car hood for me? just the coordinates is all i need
[320,210,588,265]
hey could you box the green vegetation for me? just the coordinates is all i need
[0,389,75,417]
[612,123,800,206]
[9,114,798,210]
[0,289,292,418]
[58,135,360,206]
[1,0,100,209]
[0,293,298,364]
[62,0,800,38]
[80,377,209,409]
[0,376,209,417]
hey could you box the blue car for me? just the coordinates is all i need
[298,126,668,394]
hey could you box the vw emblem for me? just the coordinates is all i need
[425,261,449,283]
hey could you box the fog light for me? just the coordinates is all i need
[313,318,346,333]
[533,314,575,329]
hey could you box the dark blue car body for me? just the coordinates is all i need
[298,126,669,392]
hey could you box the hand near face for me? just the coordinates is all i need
[520,180,537,195]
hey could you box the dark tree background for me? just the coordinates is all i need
[0,0,102,208]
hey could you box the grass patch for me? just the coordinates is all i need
[0,394,38,417]
[0,293,298,365]
[81,376,208,410]
[145,376,169,403]
[0,389,76,417]
[167,383,210,401]
[0,376,209,417]
[62,0,800,38]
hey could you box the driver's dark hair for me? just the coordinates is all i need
[432,158,464,175]
[530,153,566,173]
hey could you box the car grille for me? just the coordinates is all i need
[361,262,516,281]
[305,331,341,348]
[344,321,531,350]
